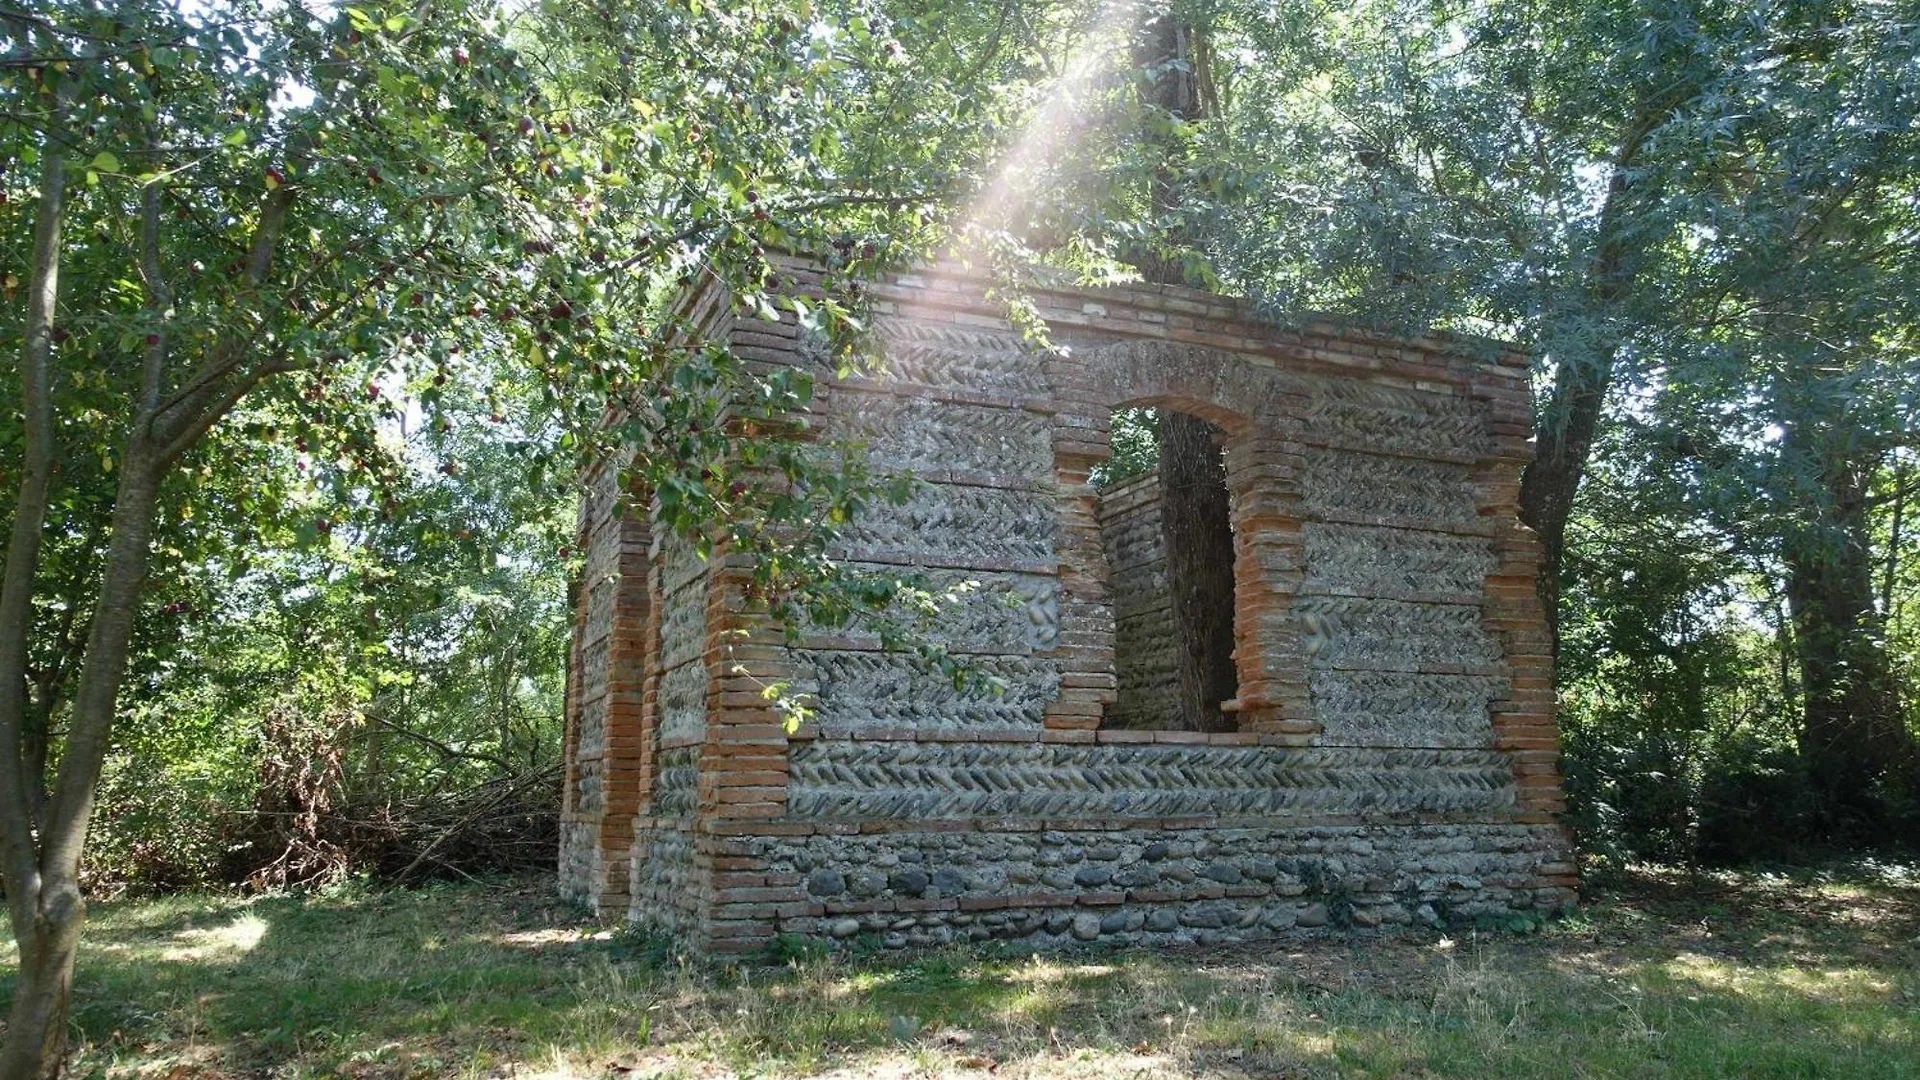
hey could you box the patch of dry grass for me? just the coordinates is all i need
[3,863,1916,1079]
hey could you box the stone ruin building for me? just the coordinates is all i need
[559,262,1575,955]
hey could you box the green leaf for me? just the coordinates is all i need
[88,151,121,173]
[223,128,249,147]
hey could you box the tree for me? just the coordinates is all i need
[0,0,1018,1071]
[1642,1,1920,821]
[1186,0,1768,648]
[0,5,575,1068]
[1556,418,1802,863]
[1156,0,1917,816]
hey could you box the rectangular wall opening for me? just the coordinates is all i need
[1095,408,1238,731]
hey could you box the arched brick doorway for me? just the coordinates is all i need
[1045,340,1310,739]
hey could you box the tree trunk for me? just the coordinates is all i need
[1517,98,1667,653]
[0,69,73,1080]
[1781,442,1916,828]
[1516,144,1650,654]
[1132,8,1201,284]
[1159,413,1238,732]
[40,463,165,872]
[1516,348,1611,654]
[1884,455,1907,619]
[0,877,84,1080]
[2,461,165,1078]
[0,69,70,904]
[1130,10,1237,731]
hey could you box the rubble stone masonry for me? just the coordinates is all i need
[559,262,1575,954]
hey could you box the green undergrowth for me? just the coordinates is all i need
[3,864,1915,1079]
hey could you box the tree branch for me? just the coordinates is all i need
[364,712,515,774]
[158,358,314,466]
[138,171,172,415]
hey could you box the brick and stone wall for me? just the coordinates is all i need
[1096,471,1180,730]
[560,261,1574,954]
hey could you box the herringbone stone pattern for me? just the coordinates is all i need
[1298,449,1480,527]
[797,567,1060,655]
[836,482,1059,568]
[866,319,1049,396]
[1298,378,1491,459]
[784,651,1060,730]
[832,392,1054,484]
[787,741,1517,819]
[1295,595,1502,668]
[1301,523,1496,600]
[1308,670,1506,748]
[652,747,699,818]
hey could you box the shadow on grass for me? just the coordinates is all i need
[4,880,603,1072]
[1574,861,1920,968]
[1,866,1915,1078]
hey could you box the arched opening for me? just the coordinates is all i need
[1095,407,1239,731]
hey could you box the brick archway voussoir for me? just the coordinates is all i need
[1076,340,1268,432]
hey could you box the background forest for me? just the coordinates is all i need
[0,0,1915,1025]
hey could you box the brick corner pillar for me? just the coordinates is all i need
[1471,356,1578,905]
[559,467,654,918]
[691,546,802,956]
[1040,365,1117,734]
[1221,429,1316,744]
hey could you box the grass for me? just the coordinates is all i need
[3,862,1916,1079]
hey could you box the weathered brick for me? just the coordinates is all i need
[560,261,1570,951]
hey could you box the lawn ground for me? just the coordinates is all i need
[3,862,1916,1079]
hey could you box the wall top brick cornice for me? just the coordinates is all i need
[907,258,1521,357]
[752,253,1527,379]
